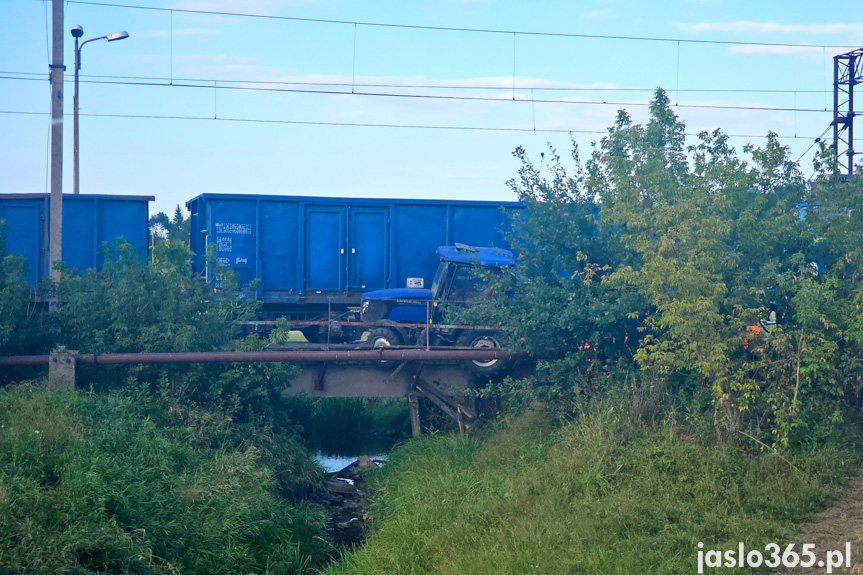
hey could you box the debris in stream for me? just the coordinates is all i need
[319,455,385,547]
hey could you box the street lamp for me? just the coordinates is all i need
[71,25,129,195]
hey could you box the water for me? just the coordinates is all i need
[314,452,388,474]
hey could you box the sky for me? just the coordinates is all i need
[1,0,861,216]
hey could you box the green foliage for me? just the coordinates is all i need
[485,88,863,447]
[0,221,52,365]
[149,205,190,243]
[0,383,332,574]
[46,239,301,425]
[0,222,33,354]
[330,407,860,575]
[588,93,863,446]
[497,143,644,360]
[53,238,250,355]
[462,143,646,414]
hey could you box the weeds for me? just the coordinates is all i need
[331,406,860,575]
[0,383,333,574]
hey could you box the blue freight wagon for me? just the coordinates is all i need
[0,194,153,286]
[186,193,524,339]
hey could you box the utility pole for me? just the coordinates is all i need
[49,0,64,280]
[832,48,863,182]
[72,26,81,195]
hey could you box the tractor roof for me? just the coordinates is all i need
[437,244,515,268]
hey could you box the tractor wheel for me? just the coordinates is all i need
[456,330,507,375]
[367,327,402,349]
[300,326,324,344]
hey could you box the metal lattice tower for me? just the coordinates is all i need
[833,48,863,180]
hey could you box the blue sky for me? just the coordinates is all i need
[1,0,861,215]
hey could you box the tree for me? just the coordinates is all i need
[49,239,294,423]
[466,139,646,413]
[149,204,190,243]
[493,88,863,445]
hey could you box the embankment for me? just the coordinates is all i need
[330,410,861,575]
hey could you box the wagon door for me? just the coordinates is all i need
[348,208,389,291]
[305,207,345,292]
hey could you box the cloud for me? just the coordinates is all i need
[168,58,623,92]
[728,45,832,57]
[130,56,799,146]
[172,0,318,14]
[137,28,221,39]
[676,21,863,35]
[583,9,612,20]
[171,54,277,76]
[681,0,722,6]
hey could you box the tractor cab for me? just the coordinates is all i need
[359,244,515,374]
[360,244,514,334]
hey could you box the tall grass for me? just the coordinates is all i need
[0,383,333,574]
[330,409,860,575]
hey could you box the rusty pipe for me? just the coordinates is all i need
[0,349,514,367]
[0,355,51,366]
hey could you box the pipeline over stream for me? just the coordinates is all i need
[0,348,515,366]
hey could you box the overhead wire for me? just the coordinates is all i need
[13,1,851,163]
[794,124,833,164]
[0,70,835,94]
[0,109,823,140]
[53,0,860,49]
[0,74,834,114]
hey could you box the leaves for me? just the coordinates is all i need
[491,88,863,448]
[0,220,51,360]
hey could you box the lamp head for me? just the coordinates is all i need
[71,25,84,38]
[106,31,129,41]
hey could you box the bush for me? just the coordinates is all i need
[0,221,52,362]
[52,239,251,356]
[44,239,305,429]
[0,383,333,574]
[480,88,863,447]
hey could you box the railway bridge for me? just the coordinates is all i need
[0,344,521,434]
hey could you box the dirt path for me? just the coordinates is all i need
[782,476,863,574]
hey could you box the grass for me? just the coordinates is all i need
[2,382,857,575]
[0,383,333,574]
[329,409,861,575]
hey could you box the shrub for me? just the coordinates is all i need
[0,383,332,574]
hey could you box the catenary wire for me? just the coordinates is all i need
[53,0,861,49]
[0,75,834,114]
[794,124,834,164]
[0,109,823,140]
[0,70,835,94]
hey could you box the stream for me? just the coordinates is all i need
[312,449,394,547]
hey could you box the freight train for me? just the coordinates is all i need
[0,194,152,285]
[1,193,523,346]
[186,194,524,342]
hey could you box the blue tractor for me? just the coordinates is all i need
[360,244,514,374]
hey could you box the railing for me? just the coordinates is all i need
[250,298,503,348]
